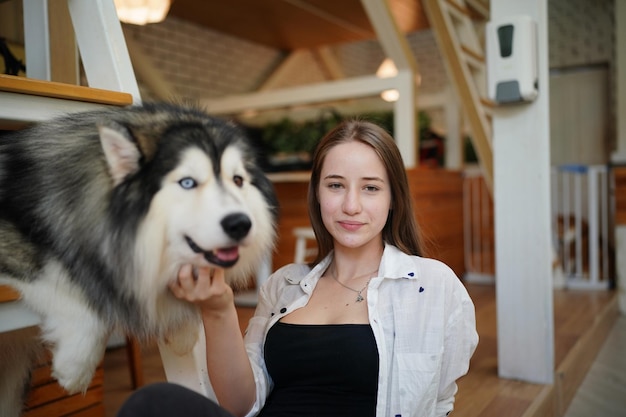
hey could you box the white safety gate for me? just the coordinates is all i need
[551,165,612,289]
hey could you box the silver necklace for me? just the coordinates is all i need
[330,267,377,302]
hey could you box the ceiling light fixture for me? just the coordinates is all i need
[376,58,398,79]
[114,0,171,25]
[376,58,399,103]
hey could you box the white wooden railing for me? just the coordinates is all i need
[551,165,612,289]
[462,165,613,290]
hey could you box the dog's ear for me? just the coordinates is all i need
[98,122,142,186]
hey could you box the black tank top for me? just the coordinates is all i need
[258,322,379,417]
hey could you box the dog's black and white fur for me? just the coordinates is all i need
[0,103,278,415]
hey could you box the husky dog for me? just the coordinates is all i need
[0,103,278,415]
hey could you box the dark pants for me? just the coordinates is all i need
[117,382,236,417]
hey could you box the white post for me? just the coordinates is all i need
[393,70,417,167]
[562,170,571,274]
[600,168,609,283]
[491,0,554,384]
[574,172,583,277]
[23,0,51,81]
[588,167,600,285]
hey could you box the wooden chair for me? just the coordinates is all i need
[125,337,144,389]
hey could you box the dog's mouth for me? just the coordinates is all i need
[185,236,239,268]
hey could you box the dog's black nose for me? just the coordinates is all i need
[221,213,252,241]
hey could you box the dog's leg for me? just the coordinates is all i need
[19,262,111,394]
[43,306,110,394]
[0,326,42,417]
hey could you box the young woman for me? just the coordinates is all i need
[118,120,478,417]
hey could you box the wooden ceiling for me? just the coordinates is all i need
[168,0,430,50]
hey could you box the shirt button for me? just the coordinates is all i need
[280,307,287,313]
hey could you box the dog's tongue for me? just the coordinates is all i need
[215,247,239,262]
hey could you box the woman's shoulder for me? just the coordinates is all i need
[268,263,313,285]
[412,256,474,302]
[384,244,457,278]
[387,246,469,296]
[414,255,457,276]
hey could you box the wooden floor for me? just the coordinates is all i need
[563,314,626,417]
[102,284,620,417]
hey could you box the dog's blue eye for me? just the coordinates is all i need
[179,177,197,189]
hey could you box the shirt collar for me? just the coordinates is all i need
[284,243,419,286]
[378,243,419,280]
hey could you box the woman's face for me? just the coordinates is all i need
[318,140,391,253]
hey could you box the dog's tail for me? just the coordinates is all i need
[0,326,43,416]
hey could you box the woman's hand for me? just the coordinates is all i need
[169,265,234,314]
[170,266,256,416]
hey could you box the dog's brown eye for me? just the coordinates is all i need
[233,175,244,187]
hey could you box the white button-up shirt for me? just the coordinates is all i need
[244,244,478,417]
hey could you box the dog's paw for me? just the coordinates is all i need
[50,339,106,394]
[51,361,95,394]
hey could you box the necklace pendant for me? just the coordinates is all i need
[356,294,364,302]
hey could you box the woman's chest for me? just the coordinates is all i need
[281,276,371,324]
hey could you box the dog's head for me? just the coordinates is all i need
[98,103,278,290]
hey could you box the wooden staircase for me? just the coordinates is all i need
[0,74,132,131]
[0,1,140,415]
[0,0,139,125]
[423,0,494,194]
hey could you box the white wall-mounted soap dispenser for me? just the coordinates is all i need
[486,15,538,104]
